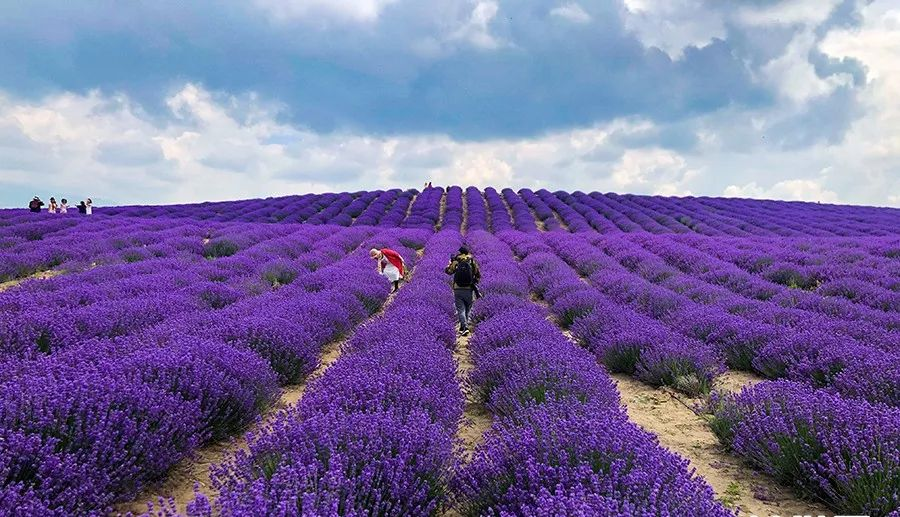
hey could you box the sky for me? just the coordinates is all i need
[0,0,898,208]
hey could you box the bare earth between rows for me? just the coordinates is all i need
[0,269,64,292]
[612,372,833,517]
[453,333,492,463]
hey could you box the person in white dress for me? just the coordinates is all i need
[85,198,93,215]
[370,247,406,292]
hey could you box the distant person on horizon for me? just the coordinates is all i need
[370,247,406,293]
[427,181,433,189]
[28,196,44,213]
[445,246,481,336]
[59,198,69,214]
[48,197,58,214]
[85,198,93,215]
[77,201,87,214]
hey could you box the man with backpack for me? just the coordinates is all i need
[445,246,481,336]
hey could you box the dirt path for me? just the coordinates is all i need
[612,373,832,517]
[497,191,516,229]
[713,369,764,393]
[442,328,490,517]
[524,201,547,232]
[0,269,63,292]
[403,191,419,222]
[436,189,447,230]
[552,209,569,232]
[116,260,417,516]
[452,333,491,463]
[480,191,492,234]
[545,195,570,232]
[460,189,469,234]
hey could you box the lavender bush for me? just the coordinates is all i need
[709,381,900,516]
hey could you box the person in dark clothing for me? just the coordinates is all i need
[445,246,481,336]
[77,201,88,214]
[28,197,44,213]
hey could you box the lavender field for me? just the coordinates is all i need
[1,187,898,516]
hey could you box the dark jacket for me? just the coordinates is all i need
[29,199,43,212]
[445,253,481,290]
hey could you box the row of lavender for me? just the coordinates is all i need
[0,210,326,284]
[201,231,461,515]
[0,221,370,360]
[548,233,899,404]
[455,230,729,514]
[0,225,428,514]
[512,230,899,515]
[11,187,898,236]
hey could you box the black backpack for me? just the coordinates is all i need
[454,257,474,287]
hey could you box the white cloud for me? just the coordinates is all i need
[814,0,900,205]
[611,148,698,195]
[620,0,726,59]
[550,3,592,24]
[819,0,900,157]
[1,81,898,208]
[435,153,513,186]
[737,0,843,28]
[821,2,900,82]
[450,1,504,50]
[762,31,852,104]
[254,0,397,24]
[0,86,661,204]
[724,179,839,203]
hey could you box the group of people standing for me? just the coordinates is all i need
[29,196,93,215]
[370,244,481,336]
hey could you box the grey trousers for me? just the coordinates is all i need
[454,288,474,331]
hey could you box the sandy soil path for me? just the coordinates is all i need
[452,333,491,463]
[613,373,833,517]
[0,269,63,292]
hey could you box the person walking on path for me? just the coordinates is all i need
[370,247,406,293]
[445,246,481,336]
[28,196,44,213]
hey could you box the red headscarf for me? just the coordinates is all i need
[380,248,405,276]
